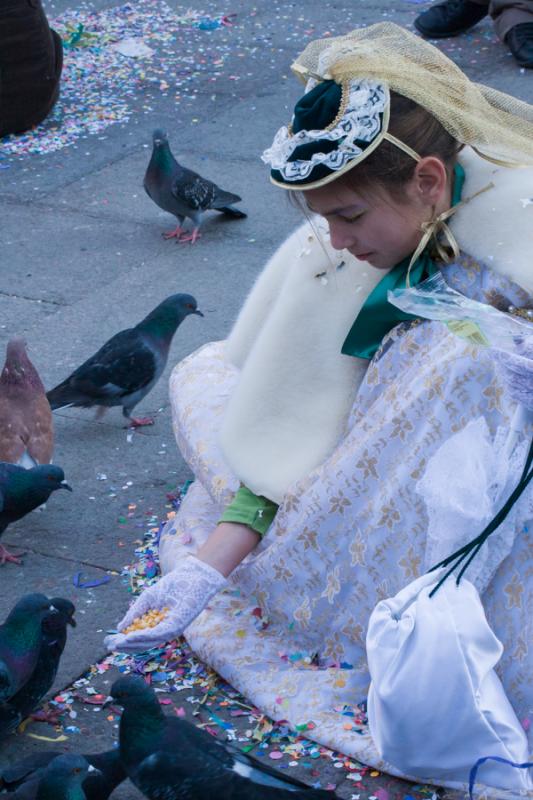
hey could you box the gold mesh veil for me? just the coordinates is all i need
[291,22,533,166]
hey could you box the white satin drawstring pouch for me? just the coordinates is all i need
[366,571,531,792]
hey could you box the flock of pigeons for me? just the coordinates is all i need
[0,134,339,798]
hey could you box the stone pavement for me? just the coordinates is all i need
[0,0,531,797]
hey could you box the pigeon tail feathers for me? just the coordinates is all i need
[216,205,248,219]
[209,188,242,209]
[46,379,86,411]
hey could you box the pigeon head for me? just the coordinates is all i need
[38,754,94,795]
[48,597,77,628]
[137,293,203,341]
[46,753,91,776]
[0,338,45,392]
[29,465,72,495]
[158,293,204,320]
[110,675,158,709]
[9,593,54,618]
[2,593,57,640]
[152,128,168,147]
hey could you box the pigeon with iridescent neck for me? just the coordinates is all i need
[0,597,76,736]
[46,294,203,427]
[0,594,58,703]
[0,463,71,565]
[1,749,126,799]
[144,129,247,244]
[0,339,53,468]
[8,754,94,800]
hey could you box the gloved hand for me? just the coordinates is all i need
[104,555,227,653]
[493,338,533,412]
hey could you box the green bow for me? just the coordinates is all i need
[342,163,465,360]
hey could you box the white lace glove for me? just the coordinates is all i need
[104,555,227,653]
[493,339,533,412]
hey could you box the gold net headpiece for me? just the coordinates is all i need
[291,22,533,168]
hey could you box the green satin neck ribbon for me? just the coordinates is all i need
[341,163,466,360]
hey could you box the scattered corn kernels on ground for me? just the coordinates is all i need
[123,607,169,634]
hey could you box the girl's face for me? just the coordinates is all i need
[303,169,441,270]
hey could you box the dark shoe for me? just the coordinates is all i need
[414,0,488,38]
[506,23,533,68]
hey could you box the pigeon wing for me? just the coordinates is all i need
[26,394,54,465]
[64,331,157,402]
[0,751,63,788]
[155,719,331,797]
[0,396,27,464]
[171,169,217,212]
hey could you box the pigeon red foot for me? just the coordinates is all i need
[162,225,186,240]
[127,416,155,428]
[178,230,201,244]
[47,294,203,428]
[0,544,25,566]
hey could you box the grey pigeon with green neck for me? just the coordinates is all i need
[9,754,93,800]
[1,749,126,800]
[111,675,336,799]
[0,594,57,703]
[0,464,71,565]
[46,294,203,427]
[0,597,76,735]
[144,129,247,244]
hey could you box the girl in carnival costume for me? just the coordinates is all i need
[106,23,533,796]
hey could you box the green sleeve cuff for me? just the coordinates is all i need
[219,486,279,538]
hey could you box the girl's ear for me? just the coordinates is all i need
[412,156,449,206]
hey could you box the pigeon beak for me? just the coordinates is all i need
[102,695,114,707]
[48,605,60,614]
[193,309,204,317]
[87,765,101,774]
[68,616,77,628]
[60,481,73,492]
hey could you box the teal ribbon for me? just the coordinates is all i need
[341,163,465,360]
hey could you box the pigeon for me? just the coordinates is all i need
[0,597,76,736]
[46,294,203,428]
[0,595,58,703]
[144,129,247,244]
[110,675,336,799]
[8,754,94,800]
[0,463,72,565]
[0,749,126,800]
[0,339,54,467]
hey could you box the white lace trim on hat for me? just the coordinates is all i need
[261,79,388,182]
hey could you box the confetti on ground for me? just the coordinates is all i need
[0,1,237,157]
